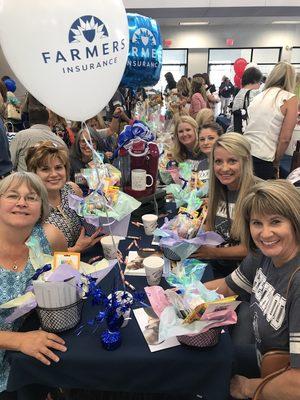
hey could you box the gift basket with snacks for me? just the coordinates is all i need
[154,195,223,261]
[145,260,239,347]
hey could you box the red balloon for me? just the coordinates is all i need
[234,58,248,78]
[234,74,241,88]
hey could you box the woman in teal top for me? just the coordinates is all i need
[0,172,67,398]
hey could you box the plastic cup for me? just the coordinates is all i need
[100,235,120,260]
[142,214,158,236]
[143,256,164,286]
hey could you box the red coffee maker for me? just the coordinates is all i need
[122,139,159,198]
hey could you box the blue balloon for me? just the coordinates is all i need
[121,13,162,89]
[4,78,16,92]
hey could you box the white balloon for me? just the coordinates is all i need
[0,0,129,121]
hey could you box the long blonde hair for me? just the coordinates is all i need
[172,116,199,162]
[264,61,296,94]
[206,133,255,240]
[240,180,300,251]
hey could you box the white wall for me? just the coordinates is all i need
[161,24,300,76]
[188,49,208,76]
[124,0,300,8]
[1,22,299,96]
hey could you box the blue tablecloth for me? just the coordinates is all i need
[7,205,233,400]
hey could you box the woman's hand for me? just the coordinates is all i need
[230,375,262,399]
[18,331,67,366]
[70,227,103,253]
[191,245,215,260]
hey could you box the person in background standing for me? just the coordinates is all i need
[9,94,66,172]
[219,76,234,115]
[189,77,209,119]
[164,72,177,94]
[201,72,220,111]
[244,61,298,180]
[0,82,12,179]
[227,67,262,133]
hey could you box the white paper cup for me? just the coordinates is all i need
[142,214,158,236]
[143,256,164,286]
[107,291,133,327]
[100,235,120,260]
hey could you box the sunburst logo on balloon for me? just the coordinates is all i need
[132,28,156,47]
[68,15,108,44]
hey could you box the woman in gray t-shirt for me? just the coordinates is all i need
[206,180,300,399]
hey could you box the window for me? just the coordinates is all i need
[208,47,282,89]
[209,49,251,64]
[291,47,300,74]
[153,49,188,91]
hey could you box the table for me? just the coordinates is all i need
[7,204,233,400]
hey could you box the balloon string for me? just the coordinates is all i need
[81,122,125,292]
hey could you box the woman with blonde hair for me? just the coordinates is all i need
[195,108,214,129]
[193,133,256,277]
[244,61,298,179]
[206,180,300,399]
[0,172,67,398]
[172,115,201,163]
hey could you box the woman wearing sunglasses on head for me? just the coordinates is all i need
[26,142,102,254]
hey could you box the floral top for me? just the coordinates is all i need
[45,183,82,248]
[0,224,51,393]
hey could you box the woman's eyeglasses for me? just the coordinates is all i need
[1,192,41,204]
[79,139,96,147]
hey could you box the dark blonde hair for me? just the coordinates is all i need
[0,172,49,221]
[206,133,255,240]
[25,141,70,179]
[195,108,214,128]
[172,116,199,162]
[240,180,300,252]
[264,61,296,94]
[191,77,209,104]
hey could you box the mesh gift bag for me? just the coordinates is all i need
[177,328,221,348]
[36,299,83,333]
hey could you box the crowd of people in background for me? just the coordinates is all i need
[0,60,300,400]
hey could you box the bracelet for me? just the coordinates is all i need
[112,114,120,119]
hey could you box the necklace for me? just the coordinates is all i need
[11,262,18,271]
[53,204,69,221]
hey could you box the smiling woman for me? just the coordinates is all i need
[26,142,102,253]
[205,180,300,400]
[0,172,67,398]
[193,133,257,277]
[172,115,200,163]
